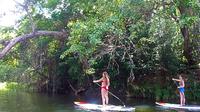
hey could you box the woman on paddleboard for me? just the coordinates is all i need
[172,75,185,106]
[93,71,110,107]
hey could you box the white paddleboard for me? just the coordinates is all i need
[156,102,200,110]
[74,101,135,111]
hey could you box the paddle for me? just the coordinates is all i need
[173,80,180,96]
[173,80,179,87]
[94,82,126,107]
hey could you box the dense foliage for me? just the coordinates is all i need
[0,0,199,100]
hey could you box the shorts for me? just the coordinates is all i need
[179,87,185,93]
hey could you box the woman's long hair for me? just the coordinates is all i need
[103,71,109,79]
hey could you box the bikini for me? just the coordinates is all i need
[101,79,109,91]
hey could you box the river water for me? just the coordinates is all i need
[0,91,197,112]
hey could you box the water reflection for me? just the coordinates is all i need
[0,91,76,112]
[0,91,199,112]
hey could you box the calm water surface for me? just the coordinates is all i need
[0,91,198,112]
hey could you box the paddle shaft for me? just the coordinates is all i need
[94,82,126,107]
[173,80,179,88]
[173,80,180,97]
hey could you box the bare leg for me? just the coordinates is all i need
[101,89,106,106]
[180,92,185,106]
[179,92,183,106]
[105,91,109,105]
[182,92,185,105]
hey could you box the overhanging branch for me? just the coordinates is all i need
[0,30,68,59]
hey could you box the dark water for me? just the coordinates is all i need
[0,91,198,112]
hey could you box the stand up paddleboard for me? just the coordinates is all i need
[74,101,135,111]
[156,102,200,111]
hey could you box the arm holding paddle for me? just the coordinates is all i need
[93,78,103,83]
[172,78,180,81]
[172,78,185,88]
[172,78,180,88]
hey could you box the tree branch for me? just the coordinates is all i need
[0,40,10,46]
[14,0,36,32]
[0,30,68,59]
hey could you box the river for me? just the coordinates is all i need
[0,91,198,112]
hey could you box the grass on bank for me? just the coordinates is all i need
[0,82,27,91]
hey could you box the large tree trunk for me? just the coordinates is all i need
[180,26,194,65]
[178,3,195,65]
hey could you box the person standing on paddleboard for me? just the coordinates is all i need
[93,71,110,107]
[172,75,185,106]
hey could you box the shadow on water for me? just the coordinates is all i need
[0,91,199,112]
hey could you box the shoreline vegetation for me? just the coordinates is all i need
[0,82,28,92]
[1,67,200,102]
